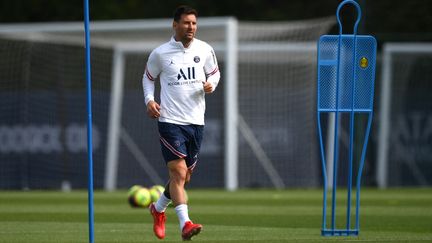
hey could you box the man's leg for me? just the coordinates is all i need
[167,159,202,240]
[168,158,189,226]
[154,181,172,212]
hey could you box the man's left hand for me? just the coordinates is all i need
[202,81,213,93]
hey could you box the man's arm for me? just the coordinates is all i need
[203,48,220,93]
[142,71,161,118]
[143,68,155,105]
[142,51,161,118]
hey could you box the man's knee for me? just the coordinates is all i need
[185,170,192,184]
[167,159,188,183]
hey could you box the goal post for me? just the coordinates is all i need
[224,18,239,191]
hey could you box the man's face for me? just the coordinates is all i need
[173,14,197,43]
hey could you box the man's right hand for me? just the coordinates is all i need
[147,100,161,119]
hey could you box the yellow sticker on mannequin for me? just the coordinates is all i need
[360,57,368,68]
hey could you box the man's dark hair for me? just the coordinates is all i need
[173,5,198,22]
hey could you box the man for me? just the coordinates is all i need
[142,5,220,241]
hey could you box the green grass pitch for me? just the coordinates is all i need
[0,188,431,242]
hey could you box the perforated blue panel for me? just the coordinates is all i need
[317,35,376,112]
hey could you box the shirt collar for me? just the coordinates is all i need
[170,36,194,50]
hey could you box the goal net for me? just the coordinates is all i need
[0,35,109,189]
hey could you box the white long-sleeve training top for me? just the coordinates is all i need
[142,37,220,125]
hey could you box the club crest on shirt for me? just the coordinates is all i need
[193,56,200,63]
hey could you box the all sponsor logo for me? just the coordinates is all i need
[177,67,196,80]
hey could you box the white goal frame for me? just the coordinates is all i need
[0,18,239,191]
[103,18,239,191]
[376,43,432,189]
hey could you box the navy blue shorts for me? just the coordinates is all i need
[158,122,204,170]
